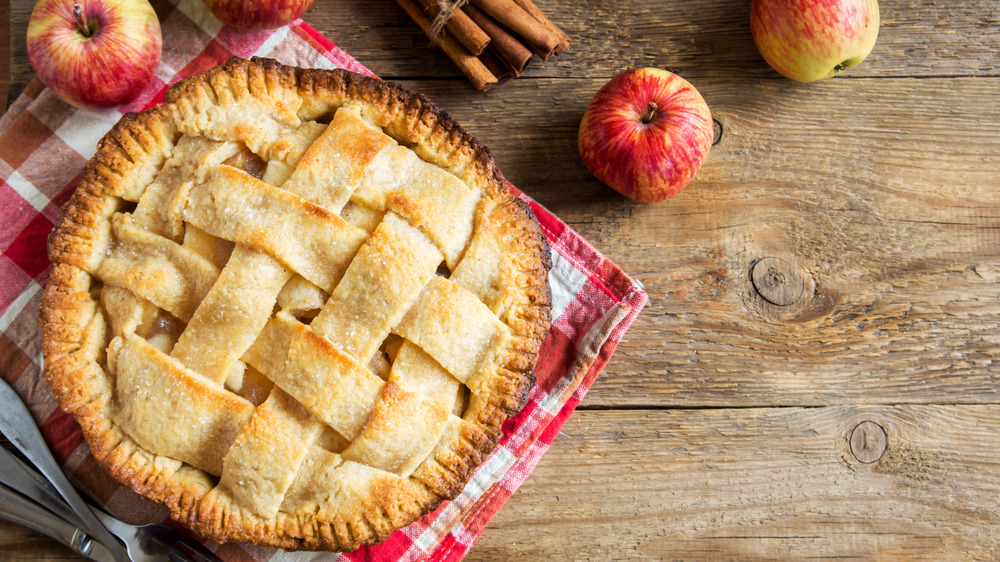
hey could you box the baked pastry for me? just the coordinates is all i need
[40,57,551,551]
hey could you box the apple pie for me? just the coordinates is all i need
[40,57,551,551]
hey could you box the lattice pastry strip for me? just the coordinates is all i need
[170,244,292,385]
[110,333,254,476]
[354,144,481,270]
[185,166,369,292]
[131,136,240,240]
[310,211,444,365]
[395,276,510,386]
[217,388,322,519]
[390,342,463,397]
[275,274,329,316]
[278,105,394,212]
[341,382,452,477]
[448,199,507,310]
[97,213,221,322]
[182,224,236,270]
[338,342,463,477]
[100,285,158,342]
[243,311,384,440]
[278,449,435,540]
[261,121,327,186]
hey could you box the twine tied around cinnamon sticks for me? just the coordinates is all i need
[395,0,570,91]
[427,0,470,40]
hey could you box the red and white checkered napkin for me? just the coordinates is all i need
[0,0,647,559]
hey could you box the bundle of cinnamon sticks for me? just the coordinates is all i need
[395,0,570,91]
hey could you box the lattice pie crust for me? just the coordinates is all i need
[40,58,551,551]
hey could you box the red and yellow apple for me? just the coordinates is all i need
[578,68,714,204]
[203,0,316,29]
[751,0,880,82]
[27,0,162,110]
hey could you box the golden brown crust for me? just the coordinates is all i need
[40,57,551,552]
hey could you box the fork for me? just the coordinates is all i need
[92,508,223,562]
[0,455,222,562]
[0,431,224,562]
[0,379,223,561]
[0,377,120,551]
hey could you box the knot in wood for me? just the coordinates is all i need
[751,257,806,306]
[712,118,723,146]
[849,421,888,464]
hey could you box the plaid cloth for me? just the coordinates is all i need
[0,0,647,559]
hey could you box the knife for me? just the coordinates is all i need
[0,380,122,551]
[0,482,121,562]
[0,444,88,530]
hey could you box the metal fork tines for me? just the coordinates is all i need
[93,509,223,562]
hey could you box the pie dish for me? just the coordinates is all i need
[39,57,551,551]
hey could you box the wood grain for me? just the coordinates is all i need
[0,519,80,561]
[470,407,1000,560]
[310,0,1000,80]
[6,2,1000,97]
[6,0,28,106]
[0,0,9,107]
[402,75,1000,408]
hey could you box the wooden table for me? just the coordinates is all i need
[3,0,1000,559]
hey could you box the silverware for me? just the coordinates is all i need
[0,482,120,562]
[0,378,121,551]
[0,379,223,561]
[92,508,223,562]
[0,445,222,561]
[0,439,87,529]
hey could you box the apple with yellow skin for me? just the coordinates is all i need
[578,68,714,204]
[751,0,880,82]
[27,0,162,110]
[203,0,316,29]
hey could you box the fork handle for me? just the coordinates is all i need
[0,445,87,530]
[0,483,109,560]
[0,381,121,551]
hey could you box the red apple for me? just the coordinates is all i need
[203,0,316,29]
[27,0,162,110]
[578,68,714,204]
[751,0,879,82]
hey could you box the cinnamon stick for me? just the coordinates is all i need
[512,0,569,55]
[415,0,491,56]
[464,4,533,76]
[479,48,516,86]
[470,0,560,60]
[395,0,499,91]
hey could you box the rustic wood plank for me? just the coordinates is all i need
[8,0,29,105]
[16,0,993,87]
[400,75,1000,408]
[309,0,1000,80]
[469,406,1000,560]
[6,406,1000,558]
[0,0,10,109]
[9,0,998,99]
[0,519,83,560]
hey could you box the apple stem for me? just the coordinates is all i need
[73,3,93,38]
[640,101,659,124]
